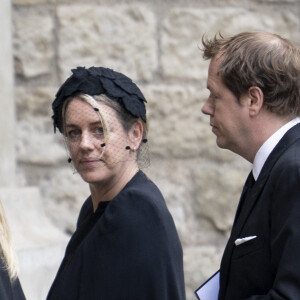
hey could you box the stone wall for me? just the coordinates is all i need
[8,0,300,299]
[1,0,15,186]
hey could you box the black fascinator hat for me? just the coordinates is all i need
[52,66,147,133]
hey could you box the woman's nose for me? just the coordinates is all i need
[79,132,94,150]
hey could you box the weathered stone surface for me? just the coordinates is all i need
[0,187,68,298]
[191,163,250,231]
[57,4,158,82]
[0,0,15,186]
[145,84,210,157]
[184,246,223,300]
[6,1,300,299]
[15,87,65,165]
[15,87,54,119]
[16,125,65,165]
[18,243,66,300]
[143,84,242,163]
[0,187,68,249]
[161,7,299,81]
[146,158,232,246]
[13,10,54,78]
[13,0,53,4]
[146,158,196,242]
[40,167,90,233]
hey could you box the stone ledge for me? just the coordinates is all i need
[0,187,68,300]
[18,243,67,300]
[0,187,68,250]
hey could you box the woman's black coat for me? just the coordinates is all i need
[47,171,186,300]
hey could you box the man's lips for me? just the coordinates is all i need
[210,123,218,134]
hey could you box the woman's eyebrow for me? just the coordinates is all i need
[65,121,103,128]
[65,124,78,128]
[89,121,103,126]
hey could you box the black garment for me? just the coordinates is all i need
[232,171,255,226]
[47,171,186,300]
[219,123,300,299]
[0,257,26,300]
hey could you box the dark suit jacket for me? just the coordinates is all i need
[219,123,300,299]
[0,257,26,300]
[47,171,186,300]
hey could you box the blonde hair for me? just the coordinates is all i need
[0,200,18,280]
[62,93,149,167]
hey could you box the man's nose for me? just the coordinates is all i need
[201,98,214,116]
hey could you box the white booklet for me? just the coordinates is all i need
[194,270,220,300]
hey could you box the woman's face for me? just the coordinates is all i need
[64,98,138,185]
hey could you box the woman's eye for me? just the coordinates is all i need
[67,129,81,139]
[96,127,104,135]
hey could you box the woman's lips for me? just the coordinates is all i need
[80,158,103,167]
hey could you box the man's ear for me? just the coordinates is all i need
[248,86,264,117]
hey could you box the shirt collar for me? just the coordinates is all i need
[252,117,300,180]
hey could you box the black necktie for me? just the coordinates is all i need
[233,171,256,225]
[245,171,256,189]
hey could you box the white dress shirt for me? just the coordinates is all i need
[252,117,300,180]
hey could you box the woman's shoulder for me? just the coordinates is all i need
[125,171,162,195]
[76,196,93,228]
[118,171,165,207]
[106,171,173,226]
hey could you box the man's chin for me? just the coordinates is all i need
[216,138,228,150]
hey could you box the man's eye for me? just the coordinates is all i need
[209,93,217,99]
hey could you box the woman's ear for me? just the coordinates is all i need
[128,121,143,149]
[248,86,264,117]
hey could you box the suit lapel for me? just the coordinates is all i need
[220,123,300,298]
[219,173,268,297]
[230,173,267,240]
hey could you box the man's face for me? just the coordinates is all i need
[201,56,250,155]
